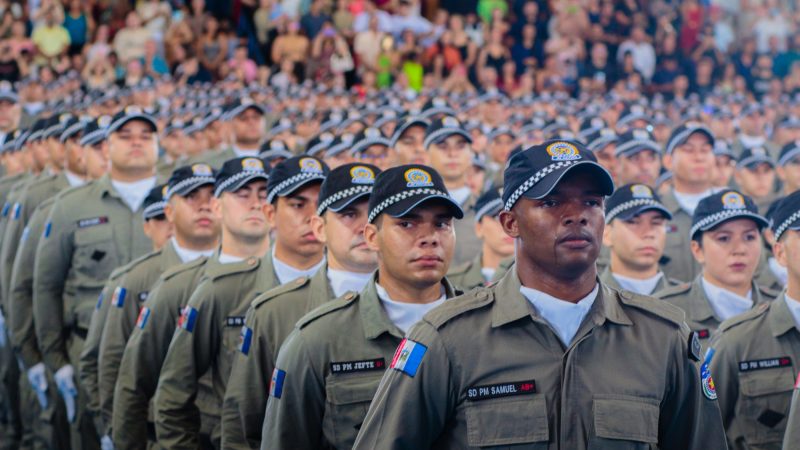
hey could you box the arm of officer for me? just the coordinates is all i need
[708,333,740,442]
[353,320,454,449]
[79,278,117,433]
[658,327,727,450]
[784,383,800,449]
[261,328,325,450]
[154,286,218,450]
[33,201,74,372]
[221,306,261,449]
[0,197,25,303]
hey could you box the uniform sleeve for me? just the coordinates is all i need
[33,201,75,372]
[353,320,454,449]
[261,329,326,450]
[113,278,181,450]
[784,385,800,449]
[154,284,219,450]
[658,326,727,450]
[221,306,263,450]
[708,332,741,447]
[0,195,27,303]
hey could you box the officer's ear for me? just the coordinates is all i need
[474,217,484,240]
[776,166,787,183]
[211,195,222,219]
[662,152,673,172]
[364,218,380,253]
[264,201,277,228]
[774,238,788,268]
[602,220,613,248]
[498,209,519,238]
[311,214,326,244]
[690,236,705,265]
[732,169,745,189]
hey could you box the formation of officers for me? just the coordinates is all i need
[2,75,800,450]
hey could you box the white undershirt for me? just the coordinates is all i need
[481,267,495,282]
[171,238,215,264]
[376,283,446,333]
[785,294,800,330]
[673,189,714,216]
[769,257,788,287]
[701,277,753,321]
[520,283,599,347]
[739,134,766,149]
[111,177,157,212]
[272,246,326,284]
[232,145,260,158]
[448,186,472,207]
[218,253,245,264]
[612,272,663,296]
[327,268,373,298]
[64,170,85,187]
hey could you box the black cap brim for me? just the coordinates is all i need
[106,115,158,136]
[521,161,614,200]
[424,129,473,149]
[228,104,266,120]
[690,211,769,239]
[169,179,215,199]
[383,194,464,220]
[215,173,270,197]
[737,158,775,170]
[613,204,673,222]
[267,175,326,203]
[325,191,372,214]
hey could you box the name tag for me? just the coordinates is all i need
[77,216,109,228]
[225,316,245,327]
[330,358,385,374]
[739,357,792,372]
[466,380,536,401]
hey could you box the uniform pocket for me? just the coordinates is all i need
[590,395,659,449]
[465,396,549,448]
[73,226,118,285]
[324,373,383,449]
[739,370,794,445]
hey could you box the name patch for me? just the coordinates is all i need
[77,216,109,228]
[226,316,245,327]
[466,380,536,401]
[330,358,385,374]
[739,357,792,372]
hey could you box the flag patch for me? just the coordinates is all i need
[178,306,198,332]
[95,293,104,310]
[1,202,9,217]
[390,338,427,377]
[112,287,127,308]
[12,202,20,219]
[136,307,151,329]
[238,326,253,355]
[270,369,286,399]
[20,226,29,243]
[43,222,51,238]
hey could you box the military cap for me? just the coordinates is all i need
[106,105,158,136]
[373,109,398,129]
[167,164,217,200]
[615,128,660,158]
[27,117,49,142]
[269,117,294,136]
[215,157,271,197]
[419,97,456,119]
[319,111,344,133]
[80,115,111,146]
[771,191,800,241]
[473,188,503,223]
[266,155,329,204]
[143,184,168,220]
[390,116,429,148]
[223,97,266,120]
[182,116,207,136]
[665,122,715,155]
[423,116,472,149]
[487,125,517,141]
[316,163,380,216]
[578,116,606,140]
[259,139,293,162]
[502,140,614,211]
[3,129,26,153]
[306,133,336,157]
[43,113,71,139]
[690,190,768,239]
[713,140,735,159]
[737,147,774,169]
[477,88,508,104]
[367,164,463,223]
[617,104,651,127]
[778,115,800,129]
[60,116,90,143]
[326,133,356,158]
[0,80,18,103]
[605,183,672,223]
[163,118,186,136]
[779,141,800,166]
[350,127,391,155]
[742,103,763,117]
[338,111,365,131]
[585,128,619,152]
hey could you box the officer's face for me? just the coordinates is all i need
[217,180,269,242]
[395,125,428,166]
[603,211,667,272]
[617,150,661,186]
[142,217,173,250]
[84,141,109,180]
[734,163,775,199]
[365,203,455,288]
[0,100,19,130]
[359,144,397,171]
[691,219,761,291]
[714,155,735,187]
[166,185,219,246]
[31,140,50,170]
[233,109,265,146]
[488,134,516,164]
[664,133,714,187]
[476,214,515,259]
[48,138,65,169]
[312,199,377,273]
[593,143,617,180]
[775,230,800,286]
[429,135,472,184]
[500,169,605,278]
[108,121,158,174]
[778,159,800,194]
[64,138,85,175]
[266,183,324,259]
[323,152,352,170]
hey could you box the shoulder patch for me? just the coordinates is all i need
[617,289,685,327]
[654,282,692,299]
[252,276,310,309]
[206,257,260,281]
[296,291,358,329]
[161,256,208,281]
[717,303,769,333]
[425,287,494,329]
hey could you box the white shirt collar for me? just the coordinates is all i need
[701,277,753,321]
[784,294,800,331]
[448,186,472,206]
[612,272,663,296]
[111,177,157,212]
[480,267,495,283]
[769,257,788,287]
[272,246,326,284]
[376,283,446,333]
[170,238,215,264]
[218,253,245,264]
[327,268,373,298]
[232,144,260,158]
[519,283,599,347]
[64,170,85,187]
[672,189,714,216]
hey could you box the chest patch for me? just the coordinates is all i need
[77,216,109,228]
[466,380,537,401]
[330,358,386,374]
[738,357,792,372]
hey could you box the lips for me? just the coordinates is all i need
[557,231,593,248]
[411,255,444,267]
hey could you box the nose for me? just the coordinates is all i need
[561,200,589,226]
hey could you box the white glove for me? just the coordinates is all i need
[101,435,115,450]
[26,362,48,409]
[0,309,6,347]
[54,364,77,422]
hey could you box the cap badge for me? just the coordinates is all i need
[364,128,381,139]
[405,168,434,188]
[350,166,376,185]
[442,116,460,128]
[98,115,112,128]
[632,129,650,140]
[192,164,213,176]
[161,185,169,197]
[124,106,143,115]
[631,185,653,199]
[242,158,265,171]
[546,142,581,161]
[299,157,323,174]
[721,192,746,210]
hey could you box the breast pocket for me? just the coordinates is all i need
[324,373,383,449]
[738,370,794,446]
[465,396,549,449]
[589,395,659,450]
[73,226,119,286]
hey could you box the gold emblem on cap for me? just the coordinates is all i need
[161,185,169,197]
[630,184,653,199]
[242,158,264,171]
[350,166,375,185]
[546,142,582,161]
[192,164,213,176]
[721,191,746,210]
[442,116,460,128]
[98,115,112,128]
[404,168,434,187]
[124,106,143,115]
[299,157,323,174]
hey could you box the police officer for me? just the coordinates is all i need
[733,147,777,213]
[601,183,680,295]
[447,188,514,291]
[350,127,396,171]
[190,98,266,168]
[708,190,800,450]
[97,165,220,443]
[353,140,727,449]
[391,116,429,166]
[614,128,662,186]
[154,156,327,448]
[33,106,160,449]
[221,163,381,448]
[777,141,800,196]
[262,164,463,450]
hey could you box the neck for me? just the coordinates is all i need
[517,254,597,303]
[609,253,659,279]
[376,269,442,304]
[787,280,800,303]
[110,167,155,182]
[174,234,218,252]
[480,245,506,271]
[673,179,711,195]
[274,240,323,270]
[444,178,466,190]
[703,272,751,298]
[221,230,270,259]
[235,139,260,151]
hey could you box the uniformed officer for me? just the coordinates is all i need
[190,98,266,168]
[97,165,220,444]
[33,106,160,449]
[613,128,662,186]
[221,163,381,448]
[391,116,429,166]
[777,141,800,197]
[656,189,776,355]
[708,190,800,450]
[262,163,463,450]
[600,183,681,295]
[154,156,328,448]
[447,188,514,291]
[425,116,480,265]
[733,147,777,213]
[660,122,718,282]
[353,140,727,449]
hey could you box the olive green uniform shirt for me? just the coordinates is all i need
[452,195,480,266]
[221,265,334,449]
[0,175,30,312]
[659,189,701,283]
[709,295,800,450]
[352,270,728,450]
[154,255,279,449]
[261,275,459,450]
[447,251,489,292]
[598,266,682,296]
[784,383,800,449]
[187,147,237,170]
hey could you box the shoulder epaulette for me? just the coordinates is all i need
[161,256,208,282]
[757,284,781,300]
[617,289,685,328]
[718,302,769,333]
[108,259,138,281]
[252,276,310,309]
[126,248,164,271]
[296,291,358,328]
[425,287,494,329]
[206,257,260,281]
[654,282,692,299]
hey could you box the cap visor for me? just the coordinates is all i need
[326,191,372,213]
[615,204,673,222]
[693,212,770,238]
[384,195,464,220]
[522,161,615,200]
[275,175,326,199]
[170,180,215,198]
[426,129,473,148]
[218,173,269,196]
[109,115,158,135]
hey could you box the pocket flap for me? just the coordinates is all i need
[326,374,381,405]
[740,371,795,397]
[593,395,659,443]
[466,397,549,447]
[75,225,113,245]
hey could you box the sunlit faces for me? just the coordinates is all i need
[311,199,377,273]
[616,149,661,186]
[107,120,158,174]
[394,125,428,165]
[357,144,398,171]
[691,219,762,292]
[63,136,86,176]
[734,162,775,199]
[488,133,516,165]
[429,134,472,185]
[778,158,800,195]
[231,108,265,147]
[266,183,324,259]
[142,215,173,249]
[603,210,667,273]
[663,132,715,190]
[216,180,270,243]
[475,214,514,259]
[84,141,109,180]
[714,155,736,188]
[165,185,220,247]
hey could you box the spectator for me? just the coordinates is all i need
[353,14,384,72]
[510,23,537,75]
[476,28,510,86]
[31,9,70,62]
[7,20,33,59]
[84,24,112,62]
[63,0,93,56]
[617,25,656,82]
[81,55,116,89]
[137,0,172,42]
[0,41,20,81]
[141,39,169,76]
[228,44,258,83]
[775,33,800,79]
[753,2,792,54]
[254,0,281,63]
[197,15,227,79]
[579,42,613,94]
[176,55,212,84]
[679,0,704,53]
[300,0,331,40]
[113,11,154,63]
[332,0,355,38]
[271,21,309,69]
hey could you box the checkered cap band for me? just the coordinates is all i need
[504,160,578,211]
[316,185,373,216]
[368,188,450,223]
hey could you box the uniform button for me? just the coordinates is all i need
[344,292,355,301]
[247,257,257,265]
[296,278,305,285]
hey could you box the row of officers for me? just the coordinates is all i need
[1,107,800,449]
